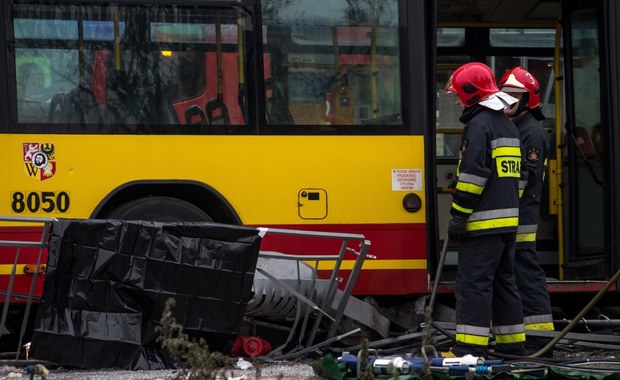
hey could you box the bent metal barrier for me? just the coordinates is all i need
[0,216,54,360]
[250,227,372,359]
[0,216,370,365]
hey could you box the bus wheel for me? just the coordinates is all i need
[107,196,213,222]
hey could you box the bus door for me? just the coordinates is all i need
[560,0,618,280]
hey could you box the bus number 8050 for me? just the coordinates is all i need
[11,191,70,214]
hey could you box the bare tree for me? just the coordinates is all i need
[261,0,295,23]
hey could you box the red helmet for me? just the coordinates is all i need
[498,66,541,109]
[445,62,500,107]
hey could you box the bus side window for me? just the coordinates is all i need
[43,49,108,124]
[17,62,46,95]
[261,0,402,128]
[49,49,118,125]
[15,53,56,123]
[265,76,295,125]
[153,10,248,127]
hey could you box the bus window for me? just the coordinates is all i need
[490,28,556,48]
[261,0,402,128]
[437,28,465,47]
[12,4,248,129]
[436,59,469,159]
[150,23,208,101]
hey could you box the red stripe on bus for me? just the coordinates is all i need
[256,223,427,260]
[253,223,429,295]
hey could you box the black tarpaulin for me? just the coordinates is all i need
[30,219,262,370]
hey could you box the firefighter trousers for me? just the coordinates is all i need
[453,233,526,357]
[515,243,554,347]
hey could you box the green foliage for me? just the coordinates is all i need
[310,353,345,380]
[156,298,228,379]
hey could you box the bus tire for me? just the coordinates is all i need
[107,196,213,222]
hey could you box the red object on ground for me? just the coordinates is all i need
[229,336,272,357]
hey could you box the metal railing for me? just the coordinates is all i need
[250,227,372,359]
[0,216,55,359]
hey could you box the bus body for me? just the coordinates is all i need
[1,0,431,299]
[0,0,619,309]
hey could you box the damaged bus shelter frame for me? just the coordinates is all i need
[252,227,372,359]
[0,216,371,361]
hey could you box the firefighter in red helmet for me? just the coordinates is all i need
[443,62,527,357]
[499,66,554,354]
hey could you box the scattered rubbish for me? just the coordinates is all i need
[22,342,31,360]
[311,352,548,379]
[310,349,620,379]
[235,357,253,370]
[338,349,511,378]
[226,375,250,380]
[23,364,49,379]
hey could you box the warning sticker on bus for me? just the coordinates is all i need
[392,169,422,191]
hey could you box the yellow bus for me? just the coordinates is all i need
[2,0,430,298]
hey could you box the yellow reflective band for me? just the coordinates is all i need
[456,181,484,195]
[451,202,473,214]
[496,157,521,177]
[516,233,536,242]
[0,264,29,275]
[495,332,526,344]
[456,333,489,346]
[519,188,524,198]
[313,259,427,271]
[492,147,521,158]
[467,217,518,231]
[525,322,555,331]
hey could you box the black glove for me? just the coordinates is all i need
[448,217,468,241]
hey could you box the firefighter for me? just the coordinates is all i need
[499,67,554,353]
[443,62,527,357]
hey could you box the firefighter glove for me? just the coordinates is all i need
[448,216,468,241]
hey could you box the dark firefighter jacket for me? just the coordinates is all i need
[452,105,526,236]
[513,112,549,246]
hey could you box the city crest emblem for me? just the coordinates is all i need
[23,143,56,181]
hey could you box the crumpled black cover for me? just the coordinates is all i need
[31,219,262,370]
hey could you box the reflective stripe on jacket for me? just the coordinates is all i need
[452,105,524,236]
